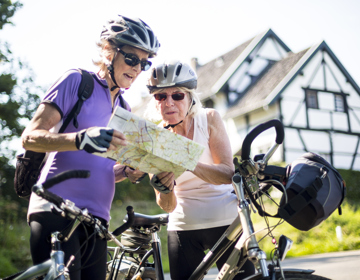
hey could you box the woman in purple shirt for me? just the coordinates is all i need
[21,15,159,280]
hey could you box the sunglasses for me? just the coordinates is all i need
[118,49,152,71]
[154,92,186,101]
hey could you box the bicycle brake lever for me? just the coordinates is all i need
[50,205,66,217]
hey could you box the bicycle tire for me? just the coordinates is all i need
[244,271,331,280]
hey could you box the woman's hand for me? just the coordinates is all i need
[152,172,175,192]
[75,127,128,154]
[150,172,177,213]
[125,167,147,184]
[109,129,128,150]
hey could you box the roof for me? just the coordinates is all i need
[223,40,360,119]
[196,29,291,100]
[196,38,253,100]
[224,48,309,118]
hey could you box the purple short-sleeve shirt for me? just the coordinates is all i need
[29,69,130,222]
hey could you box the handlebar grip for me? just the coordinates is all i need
[241,119,284,160]
[42,170,90,190]
[112,206,135,236]
[32,185,65,208]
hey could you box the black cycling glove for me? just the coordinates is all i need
[76,127,114,153]
[150,175,172,194]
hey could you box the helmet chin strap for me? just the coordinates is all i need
[164,99,195,130]
[107,53,120,91]
[164,120,183,129]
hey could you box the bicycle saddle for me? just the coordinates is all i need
[126,212,169,228]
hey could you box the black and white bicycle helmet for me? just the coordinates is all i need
[101,15,160,57]
[147,60,197,92]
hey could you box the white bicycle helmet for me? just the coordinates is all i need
[101,15,160,57]
[147,60,197,92]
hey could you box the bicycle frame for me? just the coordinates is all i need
[11,260,52,280]
[217,174,269,280]
[188,174,267,280]
[4,170,134,280]
[106,212,167,280]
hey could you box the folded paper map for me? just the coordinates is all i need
[96,106,205,178]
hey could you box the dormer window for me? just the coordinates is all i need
[306,90,318,109]
[334,94,345,112]
[305,88,347,113]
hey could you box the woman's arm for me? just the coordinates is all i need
[114,164,127,182]
[191,109,234,185]
[22,103,127,153]
[22,103,77,152]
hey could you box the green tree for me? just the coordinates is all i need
[0,0,43,204]
[0,1,46,276]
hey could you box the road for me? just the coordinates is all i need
[164,250,360,279]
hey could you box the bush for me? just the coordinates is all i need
[0,198,31,278]
[338,169,360,204]
[254,202,360,259]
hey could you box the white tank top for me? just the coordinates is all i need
[167,108,238,231]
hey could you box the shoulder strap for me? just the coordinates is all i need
[60,69,94,132]
[37,70,94,174]
[118,92,126,109]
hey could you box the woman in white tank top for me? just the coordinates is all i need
[144,60,255,280]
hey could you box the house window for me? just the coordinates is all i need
[334,94,345,112]
[306,90,318,109]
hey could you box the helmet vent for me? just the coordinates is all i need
[121,35,140,44]
[128,27,135,35]
[164,65,168,78]
[112,26,125,33]
[148,32,155,47]
[132,25,147,43]
[175,64,182,76]
[152,69,157,79]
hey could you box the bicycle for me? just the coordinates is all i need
[2,170,136,280]
[107,119,331,280]
[3,119,332,280]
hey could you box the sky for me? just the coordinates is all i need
[2,0,360,108]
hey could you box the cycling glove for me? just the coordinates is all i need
[76,127,114,153]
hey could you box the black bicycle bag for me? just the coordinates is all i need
[14,69,94,199]
[277,152,346,231]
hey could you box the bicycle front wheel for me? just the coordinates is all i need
[245,270,331,280]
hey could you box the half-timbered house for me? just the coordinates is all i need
[194,29,360,170]
[133,29,360,170]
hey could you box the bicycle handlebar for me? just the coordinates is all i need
[32,184,65,208]
[42,170,90,189]
[32,170,90,208]
[32,170,135,240]
[241,119,284,160]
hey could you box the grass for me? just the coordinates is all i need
[1,198,359,277]
[108,198,360,273]
[251,198,360,259]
